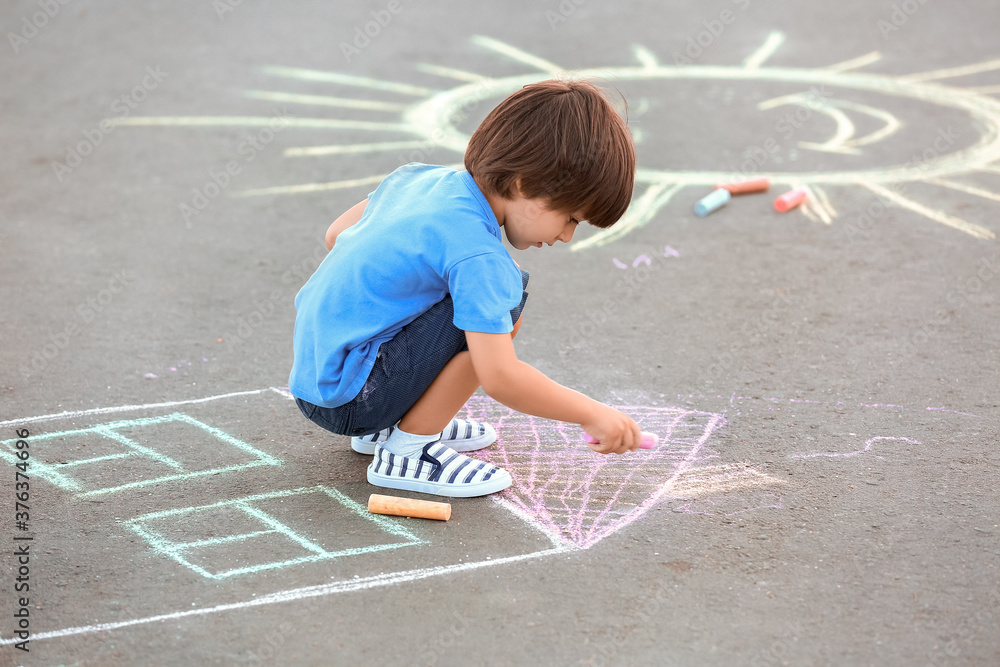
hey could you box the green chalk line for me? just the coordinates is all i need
[173,530,277,551]
[0,412,281,496]
[59,452,133,467]
[122,485,425,579]
[238,503,329,555]
[93,425,186,471]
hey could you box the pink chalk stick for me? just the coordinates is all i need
[583,432,658,449]
[774,188,807,213]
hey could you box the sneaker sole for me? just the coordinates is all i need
[366,466,512,498]
[351,430,495,456]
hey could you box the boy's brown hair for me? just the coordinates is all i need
[464,79,636,229]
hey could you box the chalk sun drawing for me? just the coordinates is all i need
[112,33,1000,244]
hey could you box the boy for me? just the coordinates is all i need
[290,79,643,498]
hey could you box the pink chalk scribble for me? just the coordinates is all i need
[612,247,678,270]
[459,397,725,549]
[632,254,652,267]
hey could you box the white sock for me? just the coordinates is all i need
[381,425,441,458]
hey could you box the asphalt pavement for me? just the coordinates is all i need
[2,1,999,665]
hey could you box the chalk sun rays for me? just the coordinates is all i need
[111,33,1000,245]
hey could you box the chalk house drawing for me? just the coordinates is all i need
[14,32,996,642]
[114,33,1000,244]
[0,387,955,647]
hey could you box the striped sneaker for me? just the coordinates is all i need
[367,441,512,498]
[350,419,496,455]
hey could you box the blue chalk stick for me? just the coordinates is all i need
[694,188,731,217]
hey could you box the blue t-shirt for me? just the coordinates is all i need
[289,163,523,408]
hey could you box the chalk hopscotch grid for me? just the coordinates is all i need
[123,485,426,580]
[0,412,280,498]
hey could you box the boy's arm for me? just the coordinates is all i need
[466,331,642,454]
[325,199,369,250]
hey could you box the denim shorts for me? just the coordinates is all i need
[295,269,529,437]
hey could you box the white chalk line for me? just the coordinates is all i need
[260,65,437,96]
[471,35,563,74]
[824,51,882,73]
[231,174,389,198]
[799,183,838,224]
[0,545,572,646]
[743,31,786,70]
[859,182,996,240]
[268,386,295,400]
[632,44,659,69]
[241,90,409,112]
[927,177,1000,202]
[113,116,411,132]
[900,57,1000,83]
[284,140,428,157]
[0,388,276,428]
[415,63,494,83]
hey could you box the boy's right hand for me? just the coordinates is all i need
[581,405,642,455]
[465,333,642,453]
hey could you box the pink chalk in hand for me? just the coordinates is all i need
[583,432,658,449]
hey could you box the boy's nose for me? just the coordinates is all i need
[559,224,576,243]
